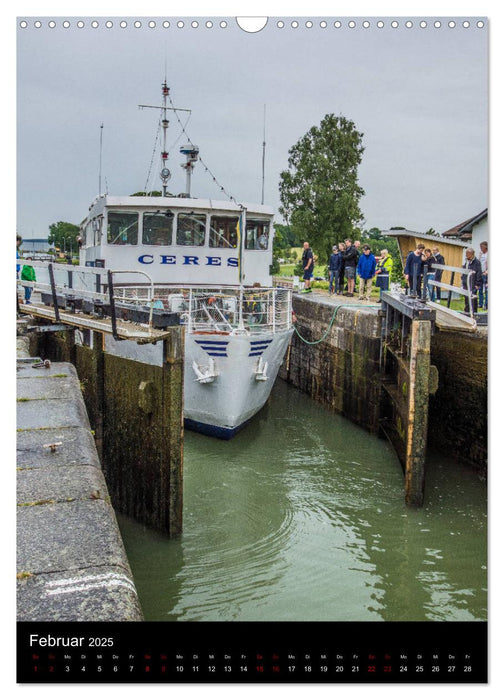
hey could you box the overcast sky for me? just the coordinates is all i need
[16,11,488,240]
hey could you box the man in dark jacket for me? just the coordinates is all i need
[431,246,445,302]
[301,241,314,293]
[342,238,360,296]
[462,247,482,314]
[404,243,425,296]
[328,245,340,294]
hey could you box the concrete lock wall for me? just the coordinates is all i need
[16,353,143,621]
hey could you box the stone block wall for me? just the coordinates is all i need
[429,330,488,472]
[280,298,383,433]
[280,297,488,473]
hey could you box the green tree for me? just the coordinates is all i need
[48,221,80,254]
[273,223,301,248]
[271,223,297,273]
[279,114,365,264]
[360,226,387,241]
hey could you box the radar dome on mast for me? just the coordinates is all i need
[180,144,199,160]
[180,144,199,197]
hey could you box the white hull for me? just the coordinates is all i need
[102,326,292,439]
[184,328,293,438]
[97,284,293,439]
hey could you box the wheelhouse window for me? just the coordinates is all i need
[91,216,103,246]
[245,220,270,250]
[107,212,139,245]
[143,211,173,245]
[83,217,101,247]
[176,213,206,246]
[209,215,238,248]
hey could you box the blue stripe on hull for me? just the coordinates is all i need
[184,417,251,440]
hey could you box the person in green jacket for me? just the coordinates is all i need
[375,249,393,296]
[21,257,36,304]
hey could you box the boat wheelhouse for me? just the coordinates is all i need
[79,196,274,288]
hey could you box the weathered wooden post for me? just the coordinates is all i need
[90,331,105,462]
[378,293,436,506]
[404,319,431,506]
[162,328,185,536]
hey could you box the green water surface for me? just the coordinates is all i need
[118,381,487,622]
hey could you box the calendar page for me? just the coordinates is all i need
[15,6,489,686]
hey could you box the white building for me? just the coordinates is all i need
[441,209,488,254]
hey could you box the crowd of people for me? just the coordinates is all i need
[300,238,489,313]
[404,240,488,312]
[301,239,393,301]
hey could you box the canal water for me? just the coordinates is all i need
[117,381,487,623]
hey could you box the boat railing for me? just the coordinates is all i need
[17,260,161,335]
[17,260,292,335]
[115,285,293,334]
[17,260,155,305]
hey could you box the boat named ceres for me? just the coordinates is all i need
[77,82,293,438]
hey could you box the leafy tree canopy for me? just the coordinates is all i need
[360,226,389,242]
[279,113,365,264]
[272,223,300,251]
[48,221,80,252]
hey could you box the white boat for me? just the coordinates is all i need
[75,82,293,438]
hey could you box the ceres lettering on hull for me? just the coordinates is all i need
[138,254,239,267]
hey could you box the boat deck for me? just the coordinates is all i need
[18,300,173,344]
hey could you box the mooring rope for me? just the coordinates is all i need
[293,302,381,345]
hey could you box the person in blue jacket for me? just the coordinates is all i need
[328,245,341,294]
[16,234,22,278]
[357,244,376,302]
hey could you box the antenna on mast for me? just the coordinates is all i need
[261,105,266,205]
[98,123,104,194]
[139,82,192,197]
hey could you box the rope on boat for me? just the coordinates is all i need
[293,303,381,345]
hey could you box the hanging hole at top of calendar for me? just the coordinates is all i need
[236,17,268,33]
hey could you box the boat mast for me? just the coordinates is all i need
[261,105,266,205]
[98,123,104,195]
[139,81,192,197]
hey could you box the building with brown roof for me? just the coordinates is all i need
[441,209,488,247]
